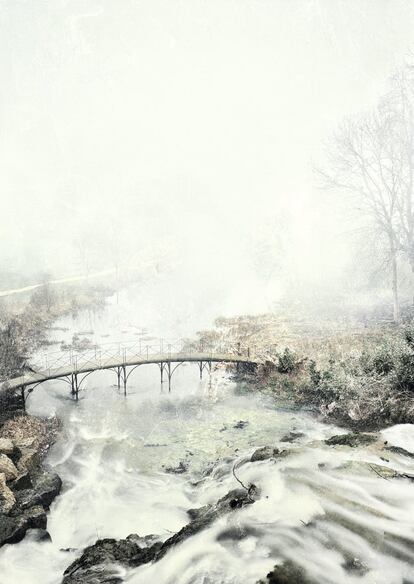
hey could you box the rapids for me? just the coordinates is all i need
[0,292,413,584]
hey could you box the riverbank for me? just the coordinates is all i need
[194,312,414,431]
[0,282,113,548]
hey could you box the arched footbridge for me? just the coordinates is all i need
[1,339,260,404]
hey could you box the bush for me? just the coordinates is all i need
[276,347,302,374]
[393,352,414,393]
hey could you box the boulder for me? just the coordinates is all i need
[16,470,62,510]
[11,471,33,491]
[325,432,377,448]
[0,473,16,514]
[0,505,46,546]
[62,487,258,583]
[0,454,18,481]
[280,432,304,443]
[62,537,161,584]
[251,446,290,462]
[17,448,40,473]
[257,560,312,583]
[0,438,14,456]
[385,445,414,459]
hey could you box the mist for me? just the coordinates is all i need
[2,0,414,320]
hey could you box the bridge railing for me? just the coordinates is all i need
[29,337,253,376]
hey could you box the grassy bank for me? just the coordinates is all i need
[194,313,414,430]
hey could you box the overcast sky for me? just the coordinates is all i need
[1,0,414,312]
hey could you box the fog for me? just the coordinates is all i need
[2,0,414,317]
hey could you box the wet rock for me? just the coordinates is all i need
[63,564,124,584]
[342,555,368,576]
[0,438,14,456]
[258,560,313,583]
[164,461,188,474]
[0,472,16,513]
[251,446,290,462]
[234,420,249,429]
[62,487,258,583]
[30,528,52,543]
[0,505,47,546]
[325,432,377,447]
[11,471,33,491]
[385,445,414,459]
[16,469,62,510]
[125,533,160,548]
[280,432,304,443]
[62,536,162,584]
[17,448,40,473]
[161,488,255,559]
[0,454,19,481]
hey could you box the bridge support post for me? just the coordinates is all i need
[167,362,171,392]
[122,365,127,396]
[160,362,164,384]
[116,367,121,391]
[75,374,79,401]
[199,361,203,380]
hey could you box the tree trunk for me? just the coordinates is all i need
[390,237,400,323]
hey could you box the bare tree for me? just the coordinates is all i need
[388,65,414,284]
[320,99,405,322]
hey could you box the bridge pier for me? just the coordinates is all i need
[198,361,212,381]
[71,373,79,401]
[122,365,127,396]
[167,362,171,392]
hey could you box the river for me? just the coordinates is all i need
[0,288,413,584]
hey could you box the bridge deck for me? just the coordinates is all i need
[3,352,257,390]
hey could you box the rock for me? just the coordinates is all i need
[0,438,14,456]
[11,471,33,491]
[0,473,16,514]
[280,432,304,443]
[251,446,290,462]
[161,488,256,559]
[17,448,40,473]
[342,555,368,575]
[16,470,62,510]
[0,505,46,546]
[257,560,312,583]
[325,432,377,447]
[234,420,249,429]
[164,461,188,474]
[385,445,414,459]
[13,437,36,449]
[0,454,19,481]
[62,487,258,583]
[62,537,162,584]
[29,528,52,543]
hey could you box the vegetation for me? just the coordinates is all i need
[195,312,414,430]
[321,60,414,323]
[0,283,109,382]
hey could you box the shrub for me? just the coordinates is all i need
[393,352,414,393]
[276,347,302,374]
